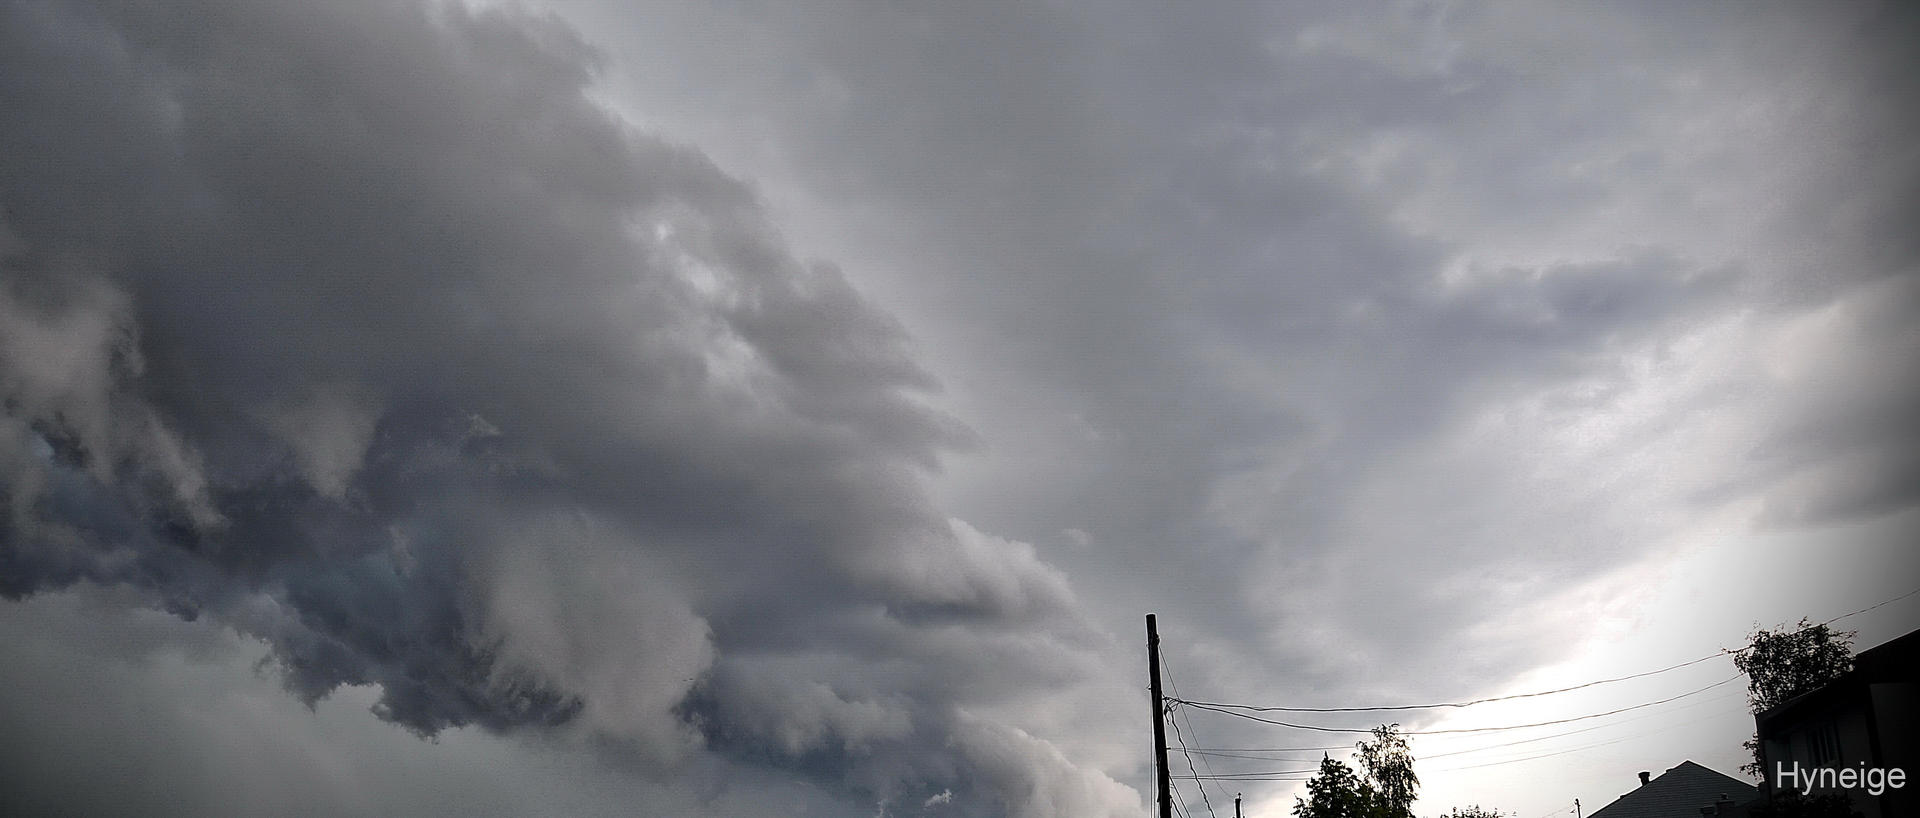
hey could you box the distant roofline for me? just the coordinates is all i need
[1585,759,1757,818]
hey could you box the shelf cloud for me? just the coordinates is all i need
[0,0,1132,813]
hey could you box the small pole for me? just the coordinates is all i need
[1235,793,1242,818]
[1574,798,1582,818]
[1148,614,1172,818]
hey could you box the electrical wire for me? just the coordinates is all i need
[1424,697,1753,773]
[1821,585,1920,627]
[1173,673,1742,736]
[1172,695,1734,780]
[1169,689,1745,777]
[1160,655,1222,818]
[1167,780,1192,818]
[1142,587,1918,803]
[1170,773,1314,783]
[1171,695,1743,780]
[1416,687,1747,761]
[1172,769,1322,780]
[1183,749,1341,763]
[1182,742,1356,753]
[1172,651,1729,715]
[1164,584,1915,719]
[1166,709,1218,818]
[1433,728,1659,773]
[1182,684,1743,763]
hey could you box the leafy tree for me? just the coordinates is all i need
[1292,756,1378,818]
[1355,724,1418,818]
[1437,807,1508,818]
[1736,619,1855,710]
[1293,724,1420,818]
[1731,619,1854,777]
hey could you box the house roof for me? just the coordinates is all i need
[1852,625,1920,679]
[1586,761,1758,818]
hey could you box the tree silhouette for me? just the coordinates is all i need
[1355,724,1418,818]
[1293,756,1378,818]
[1732,619,1854,778]
[1293,724,1420,818]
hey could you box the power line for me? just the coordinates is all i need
[1424,697,1753,773]
[1172,652,1728,715]
[1167,711,1220,818]
[1171,773,1314,783]
[1181,706,1718,779]
[1174,688,1745,769]
[1174,697,1749,783]
[1173,674,1742,736]
[1167,780,1192,818]
[1177,683,1732,759]
[1165,584,1916,720]
[1399,675,1743,735]
[1182,685,1741,763]
[1416,687,1747,761]
[1182,743,1356,753]
[1184,749,1342,763]
[1821,585,1920,627]
[1141,588,1919,809]
[1161,654,1221,818]
[1173,768,1324,779]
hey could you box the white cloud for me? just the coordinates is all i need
[480,513,715,764]
[259,384,383,500]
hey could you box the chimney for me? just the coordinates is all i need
[1639,771,1651,786]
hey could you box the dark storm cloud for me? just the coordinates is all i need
[488,0,1917,811]
[8,0,1919,812]
[553,0,1920,763]
[0,0,1133,813]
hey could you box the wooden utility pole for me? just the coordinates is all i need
[1235,793,1242,818]
[1147,614,1172,818]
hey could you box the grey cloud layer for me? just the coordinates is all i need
[0,0,1134,813]
[558,0,1920,749]
[6,0,1917,813]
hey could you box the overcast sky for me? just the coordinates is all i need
[2,0,1917,816]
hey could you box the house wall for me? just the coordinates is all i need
[1753,632,1920,818]
[1868,682,1918,818]
[1760,692,1883,818]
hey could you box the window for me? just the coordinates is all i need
[1806,722,1842,765]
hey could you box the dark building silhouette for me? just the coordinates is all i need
[1587,761,1758,818]
[1754,627,1920,818]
